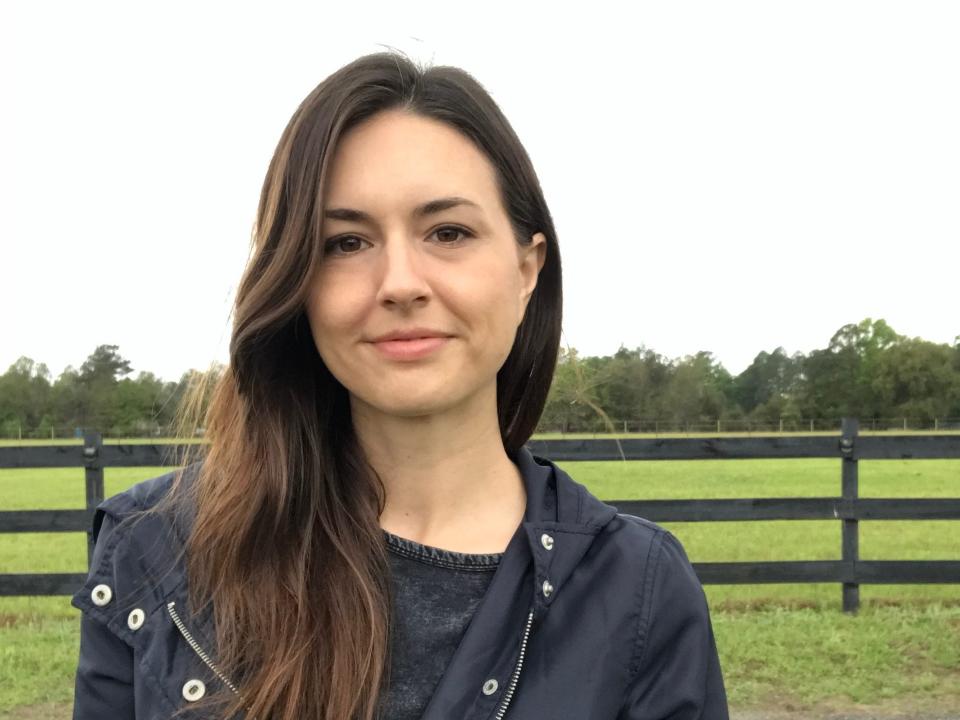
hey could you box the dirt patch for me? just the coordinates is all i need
[0,702,70,720]
[732,694,960,720]
[4,699,958,720]
[714,597,960,613]
[733,713,960,720]
[715,598,823,612]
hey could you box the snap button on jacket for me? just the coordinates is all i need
[71,447,729,719]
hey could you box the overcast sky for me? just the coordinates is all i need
[2,1,958,383]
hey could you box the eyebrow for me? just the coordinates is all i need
[323,196,482,223]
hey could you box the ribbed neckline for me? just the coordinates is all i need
[381,528,503,570]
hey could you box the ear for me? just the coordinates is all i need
[517,232,548,325]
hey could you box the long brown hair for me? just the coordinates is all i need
[156,51,563,720]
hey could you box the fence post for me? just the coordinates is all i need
[82,431,105,568]
[840,417,860,613]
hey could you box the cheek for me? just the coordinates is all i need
[304,273,371,356]
[441,260,522,350]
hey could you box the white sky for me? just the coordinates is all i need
[2,1,958,383]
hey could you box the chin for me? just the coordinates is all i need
[356,389,459,419]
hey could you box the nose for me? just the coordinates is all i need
[375,236,430,309]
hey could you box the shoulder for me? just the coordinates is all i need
[612,511,670,539]
[605,512,702,598]
[561,484,710,681]
[616,519,708,678]
[595,509,668,560]
[97,461,199,521]
[598,511,697,594]
[92,461,201,542]
[610,512,698,568]
[592,509,708,662]
[607,526,728,716]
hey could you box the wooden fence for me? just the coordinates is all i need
[2,418,958,612]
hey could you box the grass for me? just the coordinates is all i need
[1,451,959,716]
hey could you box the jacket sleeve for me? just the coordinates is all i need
[72,512,136,720]
[618,530,729,720]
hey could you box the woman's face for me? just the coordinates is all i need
[305,109,546,420]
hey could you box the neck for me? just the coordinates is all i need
[350,384,526,553]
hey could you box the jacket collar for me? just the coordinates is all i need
[169,445,621,611]
[416,446,619,720]
[511,445,620,618]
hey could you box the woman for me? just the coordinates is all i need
[72,51,729,720]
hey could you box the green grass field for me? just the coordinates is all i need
[1,449,958,717]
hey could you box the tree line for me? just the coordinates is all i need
[2,318,959,438]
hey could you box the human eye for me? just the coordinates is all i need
[322,235,370,257]
[430,225,474,245]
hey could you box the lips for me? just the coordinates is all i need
[371,336,451,361]
[370,327,451,343]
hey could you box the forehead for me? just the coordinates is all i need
[322,110,503,211]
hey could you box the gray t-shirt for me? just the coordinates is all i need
[377,528,503,720]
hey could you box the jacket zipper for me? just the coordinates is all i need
[166,599,533,717]
[492,608,535,720]
[166,601,240,695]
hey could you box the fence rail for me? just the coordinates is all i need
[2,420,959,612]
[539,416,960,434]
[5,416,960,440]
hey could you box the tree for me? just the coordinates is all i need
[733,347,804,414]
[661,351,733,425]
[540,347,613,432]
[592,346,663,426]
[0,357,53,437]
[799,318,905,420]
[79,345,133,385]
[111,371,170,436]
[871,338,960,423]
[70,345,135,430]
[50,366,85,432]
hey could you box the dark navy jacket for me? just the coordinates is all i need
[72,446,729,719]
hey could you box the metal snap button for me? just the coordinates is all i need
[482,678,499,695]
[91,584,113,606]
[182,679,206,701]
[127,608,145,630]
[540,533,554,550]
[542,579,554,598]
